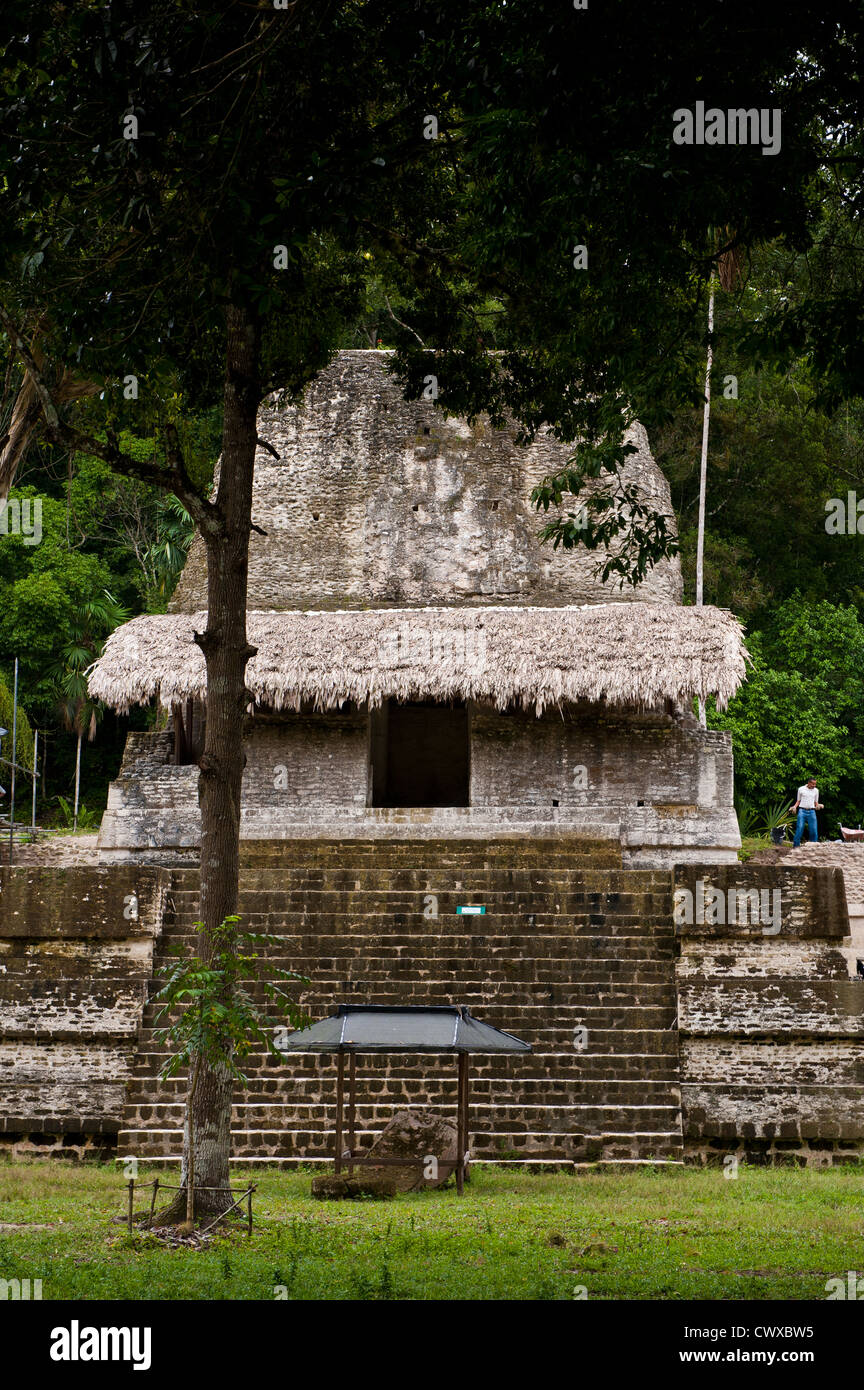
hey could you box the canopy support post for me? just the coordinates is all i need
[334,1050,345,1174]
[346,1052,356,1175]
[456,1052,470,1196]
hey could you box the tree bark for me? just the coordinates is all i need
[168,301,261,1222]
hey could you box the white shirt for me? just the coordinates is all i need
[797,785,819,809]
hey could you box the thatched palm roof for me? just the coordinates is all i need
[88,604,747,714]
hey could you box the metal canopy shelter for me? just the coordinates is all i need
[280,1004,531,1194]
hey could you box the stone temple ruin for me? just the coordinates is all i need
[1,350,863,1167]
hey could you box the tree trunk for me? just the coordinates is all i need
[166,302,261,1223]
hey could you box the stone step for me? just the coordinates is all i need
[151,945,675,974]
[151,976,676,999]
[169,867,667,890]
[169,886,673,911]
[164,921,674,945]
[233,836,626,860]
[181,877,667,896]
[141,1000,676,1030]
[224,860,625,879]
[150,957,677,983]
[162,924,677,950]
[131,1049,680,1081]
[126,1074,681,1102]
[118,1127,684,1163]
[160,923,676,945]
[142,981,677,1011]
[142,999,676,1033]
[124,1100,682,1129]
[117,1154,684,1169]
[133,1031,679,1073]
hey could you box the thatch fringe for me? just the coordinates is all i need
[88,603,747,716]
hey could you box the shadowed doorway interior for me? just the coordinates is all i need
[370,700,470,807]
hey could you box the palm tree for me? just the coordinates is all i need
[49,590,129,829]
[148,495,194,605]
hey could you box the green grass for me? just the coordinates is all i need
[738,835,773,860]
[0,1161,861,1300]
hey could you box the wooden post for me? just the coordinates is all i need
[334,1052,345,1174]
[172,704,183,765]
[456,1053,469,1196]
[247,1187,253,1237]
[127,1177,135,1232]
[347,1052,356,1175]
[461,1052,471,1185]
[148,1177,159,1228]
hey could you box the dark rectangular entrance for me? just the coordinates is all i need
[370,700,470,807]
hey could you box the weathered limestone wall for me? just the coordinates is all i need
[243,712,370,813]
[97,707,738,867]
[675,864,864,1164]
[751,843,864,976]
[98,731,200,865]
[0,866,170,1157]
[170,351,682,613]
[470,707,738,866]
[1,852,860,1164]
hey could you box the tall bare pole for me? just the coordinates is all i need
[695,276,715,728]
[73,730,82,832]
[8,657,18,864]
[31,728,38,832]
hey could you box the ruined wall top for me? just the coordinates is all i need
[170,350,682,612]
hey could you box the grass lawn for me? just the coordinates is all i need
[0,1161,861,1301]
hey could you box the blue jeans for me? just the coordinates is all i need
[793,808,818,847]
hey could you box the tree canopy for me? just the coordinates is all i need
[3,0,864,1214]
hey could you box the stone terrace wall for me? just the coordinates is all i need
[170,351,682,613]
[471,708,738,867]
[0,866,170,1158]
[1,850,861,1166]
[675,863,864,1165]
[98,731,200,865]
[751,842,864,976]
[97,708,739,868]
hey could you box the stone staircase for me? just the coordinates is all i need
[120,838,684,1166]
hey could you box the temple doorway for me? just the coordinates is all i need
[370,700,470,807]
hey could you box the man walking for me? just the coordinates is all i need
[791,777,823,847]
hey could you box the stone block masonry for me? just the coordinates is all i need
[675,863,864,1165]
[170,352,683,614]
[121,838,686,1168]
[97,705,739,869]
[1,847,861,1167]
[0,866,170,1158]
